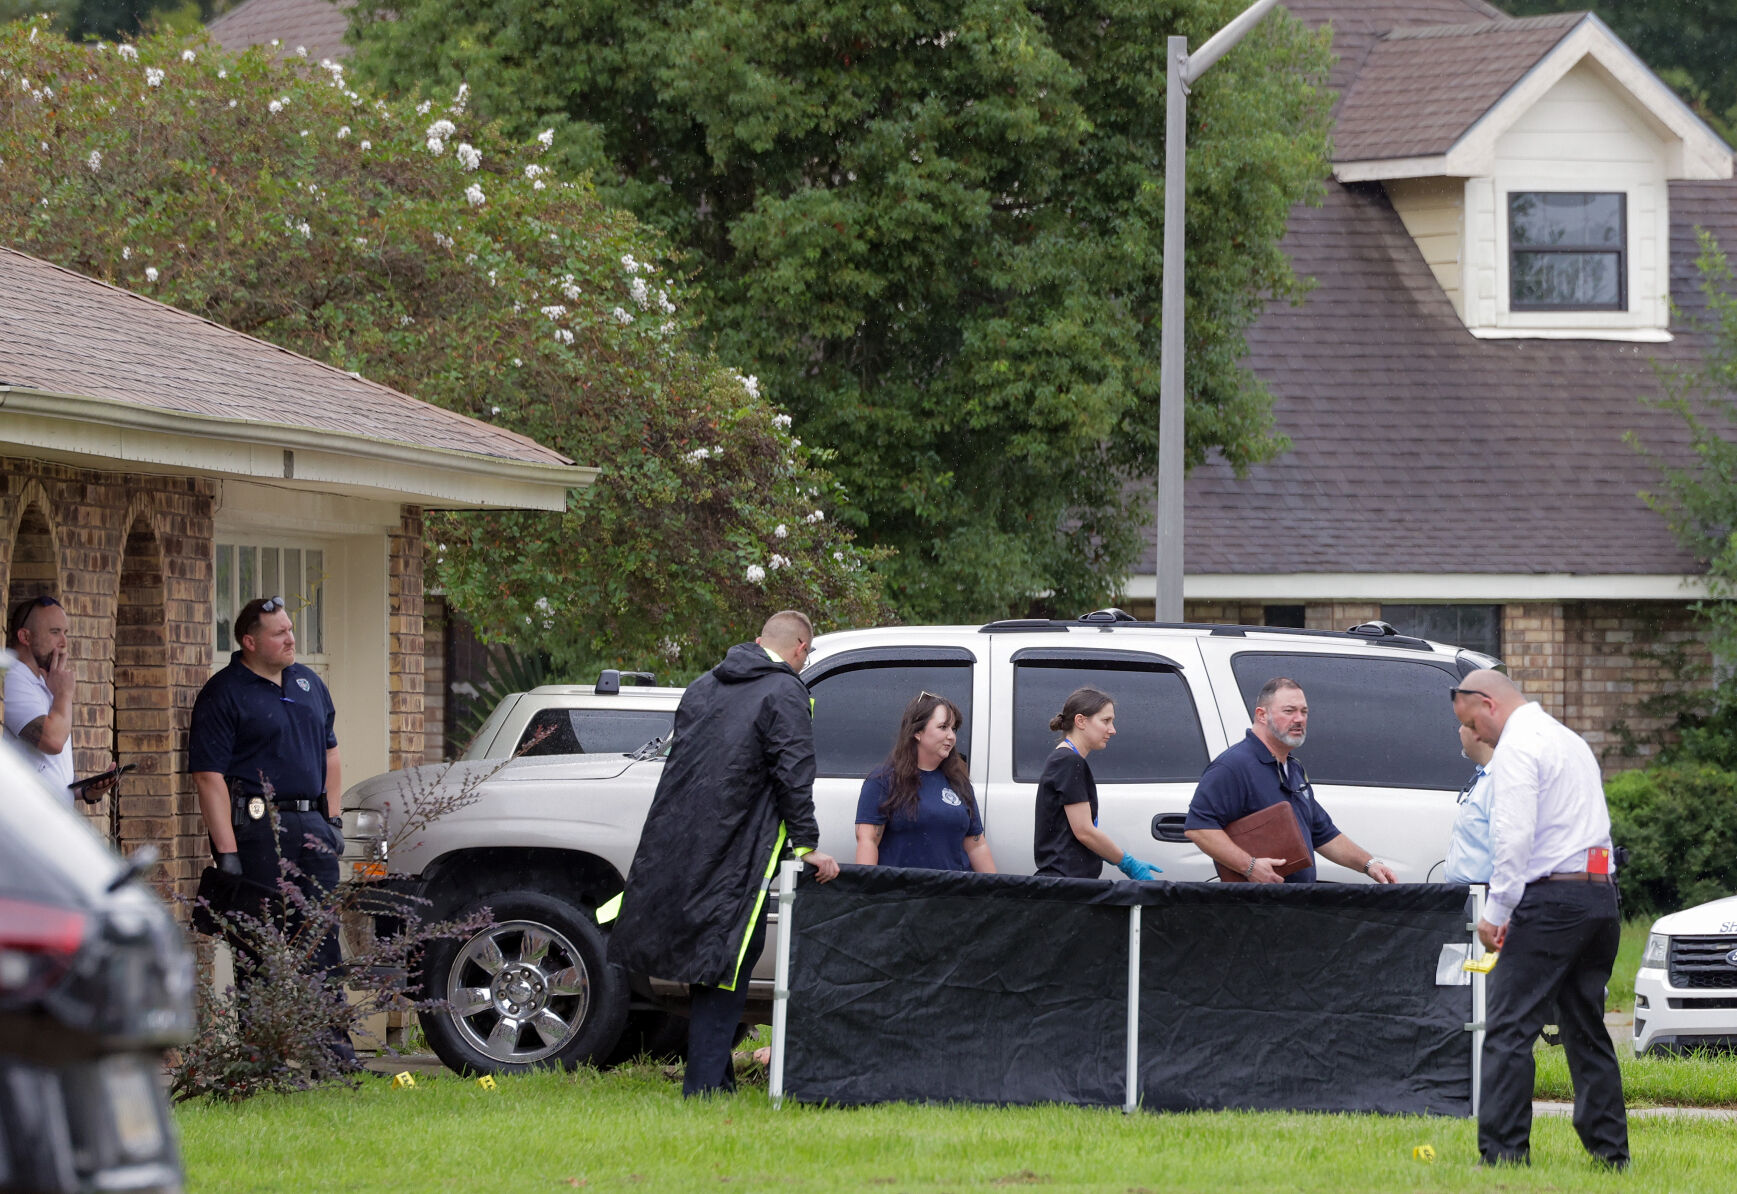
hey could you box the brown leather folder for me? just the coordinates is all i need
[1214,801,1312,882]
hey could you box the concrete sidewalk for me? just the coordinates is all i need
[1535,1100,1737,1120]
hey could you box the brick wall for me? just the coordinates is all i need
[1563,601,1708,768]
[1182,600,1267,625]
[423,594,448,762]
[1303,602,1381,632]
[2,457,214,899]
[387,507,425,772]
[1501,603,1568,718]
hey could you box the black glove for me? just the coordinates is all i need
[216,852,243,876]
[326,814,344,834]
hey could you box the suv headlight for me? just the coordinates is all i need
[1641,932,1668,970]
[353,808,385,839]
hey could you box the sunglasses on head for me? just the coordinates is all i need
[1449,686,1492,703]
[259,596,285,613]
[8,594,62,636]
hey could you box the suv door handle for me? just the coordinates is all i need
[1151,813,1190,843]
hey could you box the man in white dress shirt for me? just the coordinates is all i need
[1453,669,1626,1169]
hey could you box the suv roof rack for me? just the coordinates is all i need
[975,615,1435,652]
[595,669,658,694]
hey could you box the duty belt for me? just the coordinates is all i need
[232,792,322,812]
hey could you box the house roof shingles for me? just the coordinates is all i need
[1150,1,1733,580]
[0,247,569,468]
[207,0,353,62]
[1331,13,1584,162]
[1279,0,1508,97]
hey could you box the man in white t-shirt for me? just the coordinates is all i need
[3,595,76,803]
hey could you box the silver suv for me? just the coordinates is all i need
[344,613,1496,1074]
[461,670,682,760]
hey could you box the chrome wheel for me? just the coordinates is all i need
[446,919,591,1065]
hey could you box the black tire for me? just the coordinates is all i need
[419,889,629,1075]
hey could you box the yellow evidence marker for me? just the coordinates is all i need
[1412,1145,1437,1163]
[1462,951,1499,974]
[476,1075,498,1091]
[391,1072,417,1089]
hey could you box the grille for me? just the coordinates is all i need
[1667,935,1737,989]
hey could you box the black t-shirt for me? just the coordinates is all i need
[1034,746,1102,878]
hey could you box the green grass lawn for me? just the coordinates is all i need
[178,1061,1737,1194]
[1607,917,1648,1010]
[180,918,1725,1192]
[1535,1044,1737,1107]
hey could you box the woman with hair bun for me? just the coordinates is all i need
[1035,687,1161,881]
[855,691,996,872]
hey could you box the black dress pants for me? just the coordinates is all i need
[231,804,344,974]
[683,914,768,1097]
[1479,879,1627,1166]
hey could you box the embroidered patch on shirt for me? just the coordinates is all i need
[942,789,962,807]
[297,677,311,692]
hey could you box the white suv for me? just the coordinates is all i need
[801,613,1495,881]
[1634,895,1737,1055]
[345,612,1496,1074]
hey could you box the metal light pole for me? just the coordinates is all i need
[1154,0,1280,621]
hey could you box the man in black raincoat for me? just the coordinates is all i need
[610,610,840,1095]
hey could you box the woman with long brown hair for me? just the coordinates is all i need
[854,691,996,872]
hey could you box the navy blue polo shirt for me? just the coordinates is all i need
[1184,730,1340,883]
[188,653,337,800]
[856,767,985,872]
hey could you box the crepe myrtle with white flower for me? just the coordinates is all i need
[0,22,885,678]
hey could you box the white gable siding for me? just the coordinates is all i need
[1386,179,1464,318]
[1465,62,1670,339]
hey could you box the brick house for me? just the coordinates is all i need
[1125,1,1736,767]
[0,246,586,897]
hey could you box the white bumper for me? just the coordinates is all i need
[1634,965,1737,1055]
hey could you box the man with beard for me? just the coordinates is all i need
[4,595,76,802]
[609,609,840,1096]
[1184,677,1397,884]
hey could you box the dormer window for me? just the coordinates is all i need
[1508,192,1626,311]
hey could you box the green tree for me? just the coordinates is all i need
[1,0,209,42]
[1505,2,1737,142]
[347,1,1335,621]
[0,18,885,677]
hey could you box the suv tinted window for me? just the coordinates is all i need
[1012,660,1207,783]
[517,709,675,756]
[1229,653,1466,789]
[808,662,973,778]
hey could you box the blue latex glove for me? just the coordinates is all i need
[1117,851,1162,880]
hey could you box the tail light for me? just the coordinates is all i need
[0,896,88,1001]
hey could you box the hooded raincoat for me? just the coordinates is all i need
[608,642,820,990]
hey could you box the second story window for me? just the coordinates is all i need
[1508,192,1626,311]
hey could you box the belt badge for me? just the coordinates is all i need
[247,796,267,821]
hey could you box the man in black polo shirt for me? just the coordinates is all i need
[190,596,343,975]
[1185,676,1398,884]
